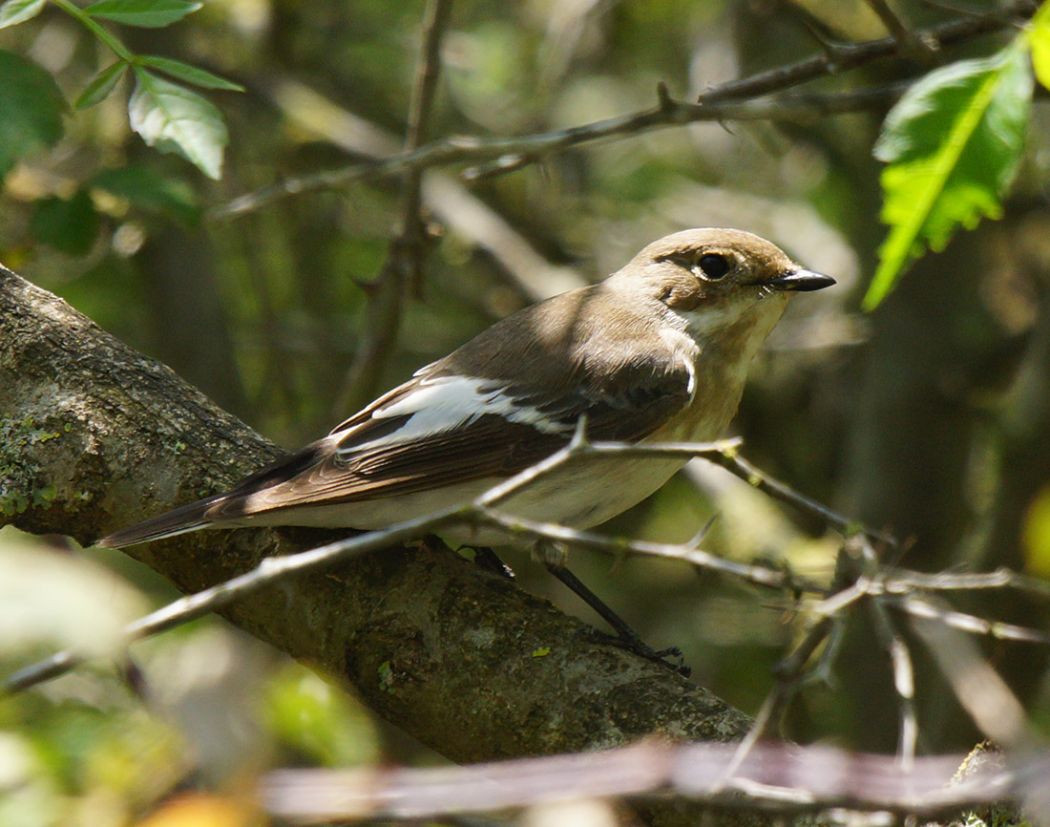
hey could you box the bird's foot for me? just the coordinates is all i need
[540,554,691,677]
[594,631,691,677]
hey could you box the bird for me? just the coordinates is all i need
[97,228,834,552]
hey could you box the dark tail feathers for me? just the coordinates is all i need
[95,494,225,548]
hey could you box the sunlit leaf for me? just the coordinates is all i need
[128,68,227,179]
[1030,1,1050,91]
[30,189,100,254]
[92,164,201,224]
[0,0,45,29]
[0,50,65,177]
[84,0,201,28]
[75,60,127,109]
[139,56,244,92]
[864,42,1032,310]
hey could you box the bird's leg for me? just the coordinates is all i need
[459,545,516,580]
[535,541,690,677]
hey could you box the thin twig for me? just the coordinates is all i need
[891,594,1050,646]
[909,605,1031,748]
[210,84,912,219]
[210,0,1036,219]
[882,566,1050,598]
[477,507,821,592]
[333,0,453,414]
[867,598,919,770]
[715,616,834,789]
[696,0,1031,103]
[704,447,897,547]
[862,0,939,63]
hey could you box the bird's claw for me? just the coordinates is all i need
[593,631,691,677]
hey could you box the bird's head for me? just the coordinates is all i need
[609,227,834,340]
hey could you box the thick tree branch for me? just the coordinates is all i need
[0,263,762,827]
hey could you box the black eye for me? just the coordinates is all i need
[697,253,730,280]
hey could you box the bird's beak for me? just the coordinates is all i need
[766,268,836,292]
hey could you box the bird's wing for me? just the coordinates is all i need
[204,361,692,521]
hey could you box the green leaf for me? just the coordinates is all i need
[84,0,201,28]
[74,61,127,109]
[138,55,244,91]
[30,189,100,255]
[0,0,45,29]
[128,68,227,179]
[864,43,1033,310]
[1030,1,1050,91]
[0,50,66,178]
[92,164,201,224]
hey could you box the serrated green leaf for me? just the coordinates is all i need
[138,56,244,92]
[75,61,127,109]
[128,69,227,179]
[0,0,45,29]
[84,0,201,28]
[0,50,66,177]
[864,43,1033,310]
[31,190,100,255]
[92,164,200,224]
[1030,1,1050,91]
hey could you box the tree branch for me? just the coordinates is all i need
[209,0,1037,220]
[261,740,1031,823]
[0,262,763,827]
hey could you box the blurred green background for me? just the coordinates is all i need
[2,1,1050,824]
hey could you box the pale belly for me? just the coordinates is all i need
[249,453,688,547]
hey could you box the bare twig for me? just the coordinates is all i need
[211,84,911,220]
[477,507,820,592]
[262,78,586,301]
[334,0,453,414]
[909,606,1031,748]
[261,739,1029,823]
[2,503,468,693]
[697,0,1032,103]
[704,446,897,547]
[862,0,939,63]
[867,598,919,769]
[715,616,835,789]
[892,594,1050,646]
[882,566,1050,598]
[210,1,1035,219]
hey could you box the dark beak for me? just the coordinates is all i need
[767,268,836,292]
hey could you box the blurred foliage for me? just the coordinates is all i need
[1,0,1050,824]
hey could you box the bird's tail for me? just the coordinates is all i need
[95,494,225,549]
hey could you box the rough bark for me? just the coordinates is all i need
[0,263,762,827]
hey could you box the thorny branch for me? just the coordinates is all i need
[10,418,1050,697]
[210,0,1037,220]
[333,0,454,414]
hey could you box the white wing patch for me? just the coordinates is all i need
[334,375,571,460]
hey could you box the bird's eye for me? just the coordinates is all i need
[697,253,730,280]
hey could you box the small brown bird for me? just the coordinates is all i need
[98,228,833,550]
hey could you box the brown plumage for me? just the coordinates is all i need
[97,228,833,549]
